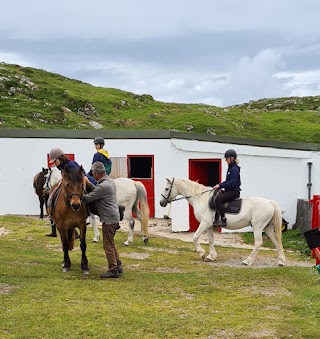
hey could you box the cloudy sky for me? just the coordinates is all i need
[1,0,320,107]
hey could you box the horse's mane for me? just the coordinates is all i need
[63,169,83,183]
[176,178,212,195]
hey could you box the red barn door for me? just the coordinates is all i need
[127,155,155,217]
[188,159,221,232]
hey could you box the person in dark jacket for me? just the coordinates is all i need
[88,136,112,177]
[48,148,95,184]
[212,149,241,227]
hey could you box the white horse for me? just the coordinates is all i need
[90,178,150,246]
[43,165,62,192]
[159,177,286,267]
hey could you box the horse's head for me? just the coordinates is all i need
[160,177,178,207]
[43,167,52,192]
[62,166,86,212]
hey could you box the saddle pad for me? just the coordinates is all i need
[225,199,242,214]
[52,187,62,210]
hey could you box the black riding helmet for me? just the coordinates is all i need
[93,136,105,146]
[224,149,237,158]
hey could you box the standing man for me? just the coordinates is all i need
[83,161,122,278]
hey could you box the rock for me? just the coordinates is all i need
[89,120,103,129]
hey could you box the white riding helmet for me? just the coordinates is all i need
[49,148,64,163]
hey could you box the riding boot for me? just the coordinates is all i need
[212,217,227,228]
[46,224,57,237]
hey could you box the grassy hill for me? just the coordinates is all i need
[1,62,320,143]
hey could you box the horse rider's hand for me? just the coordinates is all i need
[213,184,220,190]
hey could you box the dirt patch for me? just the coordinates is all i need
[119,218,267,250]
[0,227,9,236]
[121,252,151,260]
[192,256,313,268]
[138,246,179,254]
[0,283,15,294]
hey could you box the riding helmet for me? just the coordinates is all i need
[94,136,104,146]
[224,149,237,159]
[49,148,64,163]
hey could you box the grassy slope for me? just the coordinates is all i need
[1,62,320,143]
[1,216,319,338]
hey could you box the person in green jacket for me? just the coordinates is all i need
[88,136,112,177]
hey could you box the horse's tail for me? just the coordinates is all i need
[270,200,284,249]
[134,181,150,236]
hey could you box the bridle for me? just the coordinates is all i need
[161,177,215,204]
[64,184,85,209]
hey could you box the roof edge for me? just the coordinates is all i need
[0,128,319,151]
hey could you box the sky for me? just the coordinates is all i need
[1,0,320,107]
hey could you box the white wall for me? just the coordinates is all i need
[0,137,172,217]
[1,136,319,233]
[164,139,318,231]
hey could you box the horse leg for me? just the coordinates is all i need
[60,230,71,272]
[264,224,286,266]
[89,213,100,243]
[39,196,44,219]
[193,221,209,260]
[242,226,266,266]
[124,218,135,246]
[203,226,217,262]
[132,206,148,245]
[79,224,89,274]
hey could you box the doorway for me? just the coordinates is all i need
[127,155,155,217]
[188,159,221,231]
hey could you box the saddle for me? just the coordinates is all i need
[47,186,62,216]
[209,190,242,214]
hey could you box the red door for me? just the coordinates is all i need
[188,159,221,232]
[127,155,155,217]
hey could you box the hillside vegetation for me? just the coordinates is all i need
[1,62,320,143]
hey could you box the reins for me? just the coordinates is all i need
[161,177,215,204]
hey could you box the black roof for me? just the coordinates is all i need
[0,128,319,151]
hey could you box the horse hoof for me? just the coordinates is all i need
[143,238,149,245]
[63,267,70,272]
[83,270,90,275]
[242,260,250,266]
[278,262,285,267]
[204,257,214,262]
[124,241,130,246]
[201,254,206,261]
[92,238,99,243]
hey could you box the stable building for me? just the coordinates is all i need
[0,129,319,232]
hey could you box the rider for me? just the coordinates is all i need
[46,148,94,214]
[212,149,241,228]
[88,136,112,177]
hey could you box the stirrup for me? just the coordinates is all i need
[213,218,227,227]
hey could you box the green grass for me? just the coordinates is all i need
[1,216,320,338]
[1,63,320,143]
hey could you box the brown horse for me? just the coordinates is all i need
[33,168,49,219]
[51,166,89,273]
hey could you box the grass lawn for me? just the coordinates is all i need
[1,216,320,338]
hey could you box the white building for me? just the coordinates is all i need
[1,129,319,232]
